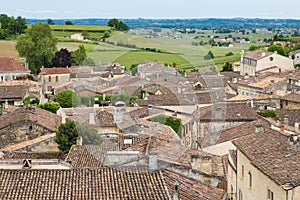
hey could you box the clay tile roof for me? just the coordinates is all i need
[233,128,300,186]
[217,118,271,144]
[194,102,258,121]
[0,106,61,132]
[0,85,28,99]
[244,50,273,60]
[0,57,29,72]
[162,169,225,200]
[3,151,65,159]
[281,93,300,103]
[0,168,171,199]
[65,144,118,168]
[40,67,71,75]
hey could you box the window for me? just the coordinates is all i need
[267,189,274,200]
[48,76,51,82]
[242,165,244,179]
[269,57,274,61]
[28,125,32,130]
[239,189,243,200]
[56,76,59,82]
[249,171,252,187]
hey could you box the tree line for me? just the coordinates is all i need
[0,14,27,39]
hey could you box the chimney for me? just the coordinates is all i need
[255,124,264,133]
[76,136,83,145]
[284,115,289,126]
[89,113,95,125]
[262,52,266,57]
[173,182,180,200]
[0,151,4,160]
[148,153,158,172]
[295,122,300,133]
[4,100,8,109]
[288,135,300,150]
[280,125,285,133]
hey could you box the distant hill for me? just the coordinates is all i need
[27,18,300,29]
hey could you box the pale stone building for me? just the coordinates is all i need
[236,50,294,76]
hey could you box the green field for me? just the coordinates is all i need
[114,51,192,69]
[0,40,18,57]
[107,32,248,68]
[50,25,111,32]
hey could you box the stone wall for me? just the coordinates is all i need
[0,121,53,149]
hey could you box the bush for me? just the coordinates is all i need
[39,102,61,113]
[257,111,278,118]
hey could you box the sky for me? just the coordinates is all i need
[1,0,300,19]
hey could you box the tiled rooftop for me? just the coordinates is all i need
[233,128,300,186]
[0,106,61,132]
[193,102,258,121]
[0,57,29,72]
[216,118,270,144]
[0,168,171,200]
[40,67,71,75]
[243,50,273,60]
[0,85,28,99]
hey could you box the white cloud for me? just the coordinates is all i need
[15,9,57,15]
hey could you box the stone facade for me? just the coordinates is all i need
[0,121,54,149]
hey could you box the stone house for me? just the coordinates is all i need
[0,106,61,149]
[0,85,29,106]
[280,92,300,110]
[237,75,288,98]
[0,56,30,82]
[193,102,258,149]
[236,50,294,76]
[289,49,300,65]
[232,127,300,200]
[137,61,179,80]
[39,67,71,94]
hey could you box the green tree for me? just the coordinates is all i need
[204,51,214,60]
[65,20,73,25]
[47,19,54,25]
[130,63,138,76]
[81,31,89,39]
[108,18,129,31]
[225,52,234,56]
[77,123,102,145]
[221,62,234,71]
[267,44,287,56]
[55,120,79,153]
[39,102,61,113]
[249,44,259,51]
[71,45,87,66]
[149,116,182,138]
[16,22,57,74]
[55,119,102,153]
[55,90,81,108]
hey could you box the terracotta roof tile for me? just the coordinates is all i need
[0,168,171,199]
[233,128,300,186]
[40,67,71,75]
[0,85,28,99]
[243,50,273,60]
[0,57,29,72]
[0,106,61,132]
[217,118,271,144]
[162,169,225,200]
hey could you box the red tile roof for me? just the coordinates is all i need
[40,67,71,75]
[0,57,29,72]
[233,128,300,186]
[0,168,171,199]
